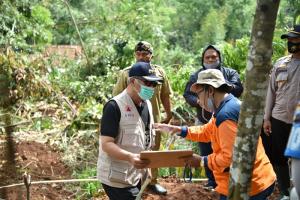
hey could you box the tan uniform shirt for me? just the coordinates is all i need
[264,55,300,124]
[113,65,172,122]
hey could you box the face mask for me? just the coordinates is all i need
[138,84,155,100]
[207,97,216,113]
[203,60,220,69]
[288,41,300,53]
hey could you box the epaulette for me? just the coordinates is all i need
[269,55,292,76]
[276,55,292,68]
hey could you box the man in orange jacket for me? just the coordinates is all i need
[154,69,276,199]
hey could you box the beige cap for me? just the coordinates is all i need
[190,69,232,92]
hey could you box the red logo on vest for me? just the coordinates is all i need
[125,105,132,112]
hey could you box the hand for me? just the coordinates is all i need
[128,153,150,169]
[263,120,272,136]
[160,113,172,124]
[153,123,181,134]
[180,153,202,168]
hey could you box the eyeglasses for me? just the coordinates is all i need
[136,78,157,87]
[204,55,218,60]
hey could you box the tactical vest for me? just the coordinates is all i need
[97,90,155,188]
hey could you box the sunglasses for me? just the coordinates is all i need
[136,78,157,87]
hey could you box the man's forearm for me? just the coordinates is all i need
[102,141,132,162]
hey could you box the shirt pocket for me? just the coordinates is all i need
[120,127,144,148]
[109,160,131,184]
[275,71,288,91]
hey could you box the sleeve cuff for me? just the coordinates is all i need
[179,126,188,138]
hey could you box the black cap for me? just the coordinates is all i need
[129,62,163,83]
[281,25,300,39]
[134,41,153,54]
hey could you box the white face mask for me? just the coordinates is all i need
[203,60,220,69]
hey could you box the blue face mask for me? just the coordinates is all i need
[138,84,155,100]
[207,97,216,113]
[203,60,220,69]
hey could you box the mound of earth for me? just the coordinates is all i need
[0,138,73,200]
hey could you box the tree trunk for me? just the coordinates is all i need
[228,1,280,200]
[0,50,21,200]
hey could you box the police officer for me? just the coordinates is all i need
[263,24,300,200]
[113,41,172,195]
[183,44,243,190]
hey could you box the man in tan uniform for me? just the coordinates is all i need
[113,41,172,195]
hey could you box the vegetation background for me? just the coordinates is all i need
[1,0,300,198]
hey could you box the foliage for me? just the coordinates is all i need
[221,38,249,80]
[0,0,54,50]
[0,49,52,105]
[277,0,300,27]
[224,0,255,39]
[192,8,227,50]
[73,167,101,199]
[49,57,119,104]
[0,1,294,198]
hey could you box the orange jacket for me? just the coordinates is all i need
[186,117,276,196]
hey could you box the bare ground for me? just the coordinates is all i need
[0,137,280,200]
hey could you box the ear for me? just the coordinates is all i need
[208,86,214,95]
[128,77,135,85]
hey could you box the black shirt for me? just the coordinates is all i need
[101,100,150,146]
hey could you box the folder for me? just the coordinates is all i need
[140,150,193,168]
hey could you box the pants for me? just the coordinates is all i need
[196,119,216,187]
[102,181,141,200]
[150,130,161,184]
[220,182,275,200]
[261,117,292,195]
[198,142,216,187]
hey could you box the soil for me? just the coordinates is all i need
[142,180,220,200]
[96,179,280,200]
[0,138,280,200]
[0,138,72,200]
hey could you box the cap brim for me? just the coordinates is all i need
[190,83,200,93]
[281,32,300,39]
[190,81,233,93]
[142,76,164,84]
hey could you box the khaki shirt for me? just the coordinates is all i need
[113,65,172,122]
[264,55,300,124]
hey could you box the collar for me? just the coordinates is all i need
[213,94,234,117]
